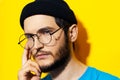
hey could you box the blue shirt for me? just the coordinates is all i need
[42,67,120,80]
[79,67,119,80]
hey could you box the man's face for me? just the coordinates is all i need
[24,15,71,72]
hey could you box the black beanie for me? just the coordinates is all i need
[20,0,77,29]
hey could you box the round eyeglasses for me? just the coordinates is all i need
[18,27,63,50]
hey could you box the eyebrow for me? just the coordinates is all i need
[25,26,55,34]
[36,26,55,33]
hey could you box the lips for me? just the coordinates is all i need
[35,51,51,59]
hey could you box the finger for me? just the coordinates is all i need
[22,42,32,63]
[22,60,41,73]
[31,76,40,80]
[19,65,40,79]
[18,59,41,80]
[22,49,30,66]
[22,64,40,76]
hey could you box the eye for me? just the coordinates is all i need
[40,29,52,34]
[44,30,50,33]
[25,34,34,38]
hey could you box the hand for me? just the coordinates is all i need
[18,49,41,80]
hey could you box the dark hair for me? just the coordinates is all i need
[55,17,75,49]
[55,17,72,35]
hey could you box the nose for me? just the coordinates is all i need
[33,36,44,49]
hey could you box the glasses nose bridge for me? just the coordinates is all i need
[33,33,42,44]
[33,34,44,49]
[32,34,40,40]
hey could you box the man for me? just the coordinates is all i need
[18,0,119,80]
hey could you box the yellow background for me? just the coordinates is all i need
[0,0,120,80]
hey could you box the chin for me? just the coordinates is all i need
[39,62,56,72]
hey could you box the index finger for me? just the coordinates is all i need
[22,49,31,66]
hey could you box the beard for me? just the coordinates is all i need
[40,36,71,72]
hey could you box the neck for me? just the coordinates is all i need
[49,53,87,80]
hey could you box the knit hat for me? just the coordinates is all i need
[20,0,77,29]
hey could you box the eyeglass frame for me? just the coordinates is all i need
[18,26,64,49]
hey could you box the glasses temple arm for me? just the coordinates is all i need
[18,38,26,44]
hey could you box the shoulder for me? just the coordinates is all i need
[79,66,120,80]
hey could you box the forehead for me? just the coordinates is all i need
[24,15,59,33]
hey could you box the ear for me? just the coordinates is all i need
[69,24,78,42]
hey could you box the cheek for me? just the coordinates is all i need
[46,33,65,55]
[37,33,66,65]
[49,40,65,59]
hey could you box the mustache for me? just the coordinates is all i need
[32,49,53,57]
